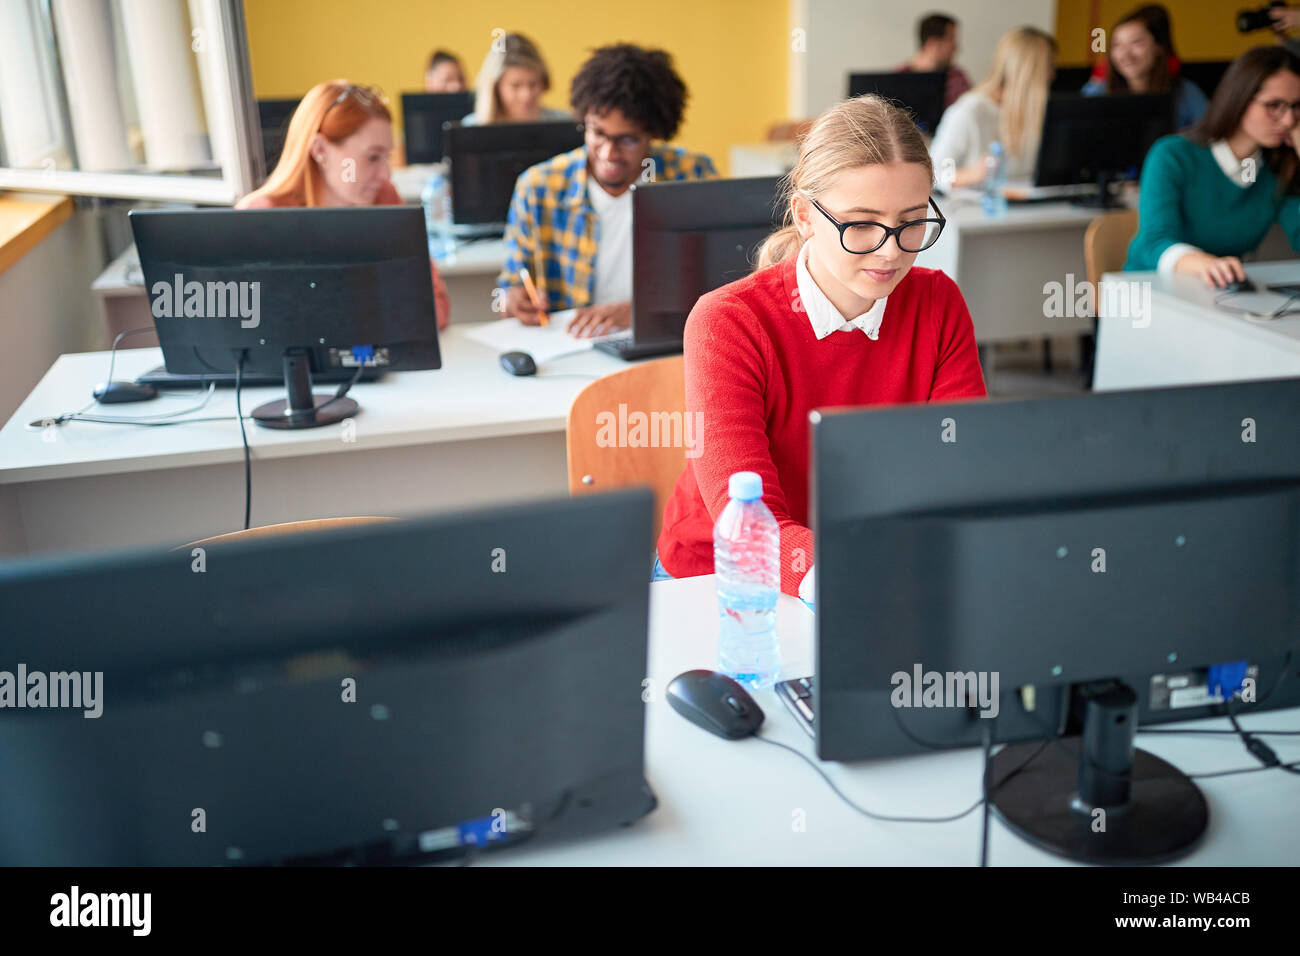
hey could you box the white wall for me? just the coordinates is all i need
[790,0,1057,117]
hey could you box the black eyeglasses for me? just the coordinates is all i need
[580,123,648,153]
[810,196,946,254]
[1254,97,1300,120]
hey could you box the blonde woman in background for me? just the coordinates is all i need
[462,33,569,125]
[928,26,1057,188]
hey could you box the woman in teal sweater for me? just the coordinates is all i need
[1127,46,1300,288]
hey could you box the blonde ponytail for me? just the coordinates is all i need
[755,94,933,271]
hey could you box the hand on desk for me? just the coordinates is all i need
[1175,251,1246,290]
[567,301,631,338]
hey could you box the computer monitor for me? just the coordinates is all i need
[444,120,585,230]
[846,71,947,135]
[809,377,1300,862]
[597,176,783,360]
[1179,60,1231,101]
[1034,93,1174,204]
[1050,64,1094,94]
[256,97,300,179]
[400,91,474,164]
[129,207,441,429]
[0,488,657,865]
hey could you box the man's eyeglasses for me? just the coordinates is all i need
[1254,97,1300,120]
[582,124,648,153]
[810,196,946,254]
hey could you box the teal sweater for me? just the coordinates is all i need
[1125,135,1300,271]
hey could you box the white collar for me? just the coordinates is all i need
[795,241,888,340]
[1210,140,1263,189]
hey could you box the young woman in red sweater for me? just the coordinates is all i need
[655,95,987,596]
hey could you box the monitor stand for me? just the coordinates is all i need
[989,680,1208,864]
[252,349,358,430]
[1069,172,1127,210]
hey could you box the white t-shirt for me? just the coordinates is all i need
[588,178,633,305]
[929,90,1035,182]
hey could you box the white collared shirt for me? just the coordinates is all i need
[795,241,888,340]
[1158,140,1266,277]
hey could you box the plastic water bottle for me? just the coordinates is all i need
[421,167,457,259]
[714,472,781,689]
[982,141,1007,218]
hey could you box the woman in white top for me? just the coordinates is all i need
[462,33,570,126]
[929,26,1056,188]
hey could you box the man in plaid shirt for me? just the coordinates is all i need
[498,44,717,338]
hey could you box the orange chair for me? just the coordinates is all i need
[566,356,687,540]
[1081,209,1139,386]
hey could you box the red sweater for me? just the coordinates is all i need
[657,254,987,596]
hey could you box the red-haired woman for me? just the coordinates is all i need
[238,80,450,329]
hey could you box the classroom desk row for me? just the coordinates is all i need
[489,572,1300,866]
[0,325,625,557]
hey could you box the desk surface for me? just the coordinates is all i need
[490,574,1300,866]
[0,325,624,485]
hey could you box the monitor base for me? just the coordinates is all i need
[989,738,1208,864]
[252,395,358,430]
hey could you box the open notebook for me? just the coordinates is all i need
[462,312,630,364]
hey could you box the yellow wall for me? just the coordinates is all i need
[1056,0,1272,65]
[243,0,790,175]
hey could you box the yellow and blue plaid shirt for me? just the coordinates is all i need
[497,144,717,310]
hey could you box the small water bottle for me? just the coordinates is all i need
[421,167,457,259]
[714,471,781,690]
[981,141,1007,218]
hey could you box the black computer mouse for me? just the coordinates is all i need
[499,351,537,377]
[1222,277,1257,293]
[666,669,765,740]
[93,380,159,403]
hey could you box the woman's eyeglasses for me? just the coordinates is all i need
[1254,97,1300,120]
[810,196,946,254]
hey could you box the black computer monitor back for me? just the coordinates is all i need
[811,378,1300,761]
[444,120,585,226]
[0,489,656,865]
[1034,93,1174,187]
[847,71,947,134]
[630,176,783,347]
[257,97,300,179]
[400,91,474,164]
[129,207,440,378]
[1179,60,1231,101]
[1050,65,1094,94]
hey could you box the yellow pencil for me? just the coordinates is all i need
[519,268,549,327]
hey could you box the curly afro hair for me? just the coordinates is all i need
[569,44,688,141]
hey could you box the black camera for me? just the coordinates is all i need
[1238,1,1287,33]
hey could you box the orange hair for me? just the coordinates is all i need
[244,80,391,207]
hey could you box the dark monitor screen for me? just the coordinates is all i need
[0,489,657,865]
[631,176,784,347]
[811,377,1300,764]
[129,207,441,379]
[1034,93,1174,187]
[257,97,300,179]
[1179,60,1231,100]
[846,71,947,134]
[1050,64,1094,93]
[400,91,475,164]
[445,121,585,226]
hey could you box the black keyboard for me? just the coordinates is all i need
[776,676,816,736]
[592,337,683,361]
[137,364,384,389]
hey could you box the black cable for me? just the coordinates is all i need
[98,326,157,400]
[234,351,251,531]
[1223,697,1300,776]
[980,716,993,867]
[751,731,1053,826]
[1139,727,1300,736]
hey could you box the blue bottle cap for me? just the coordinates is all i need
[729,471,762,501]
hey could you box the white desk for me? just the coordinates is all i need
[489,573,1300,866]
[728,142,797,177]
[914,196,1105,353]
[0,325,624,557]
[1094,261,1300,392]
